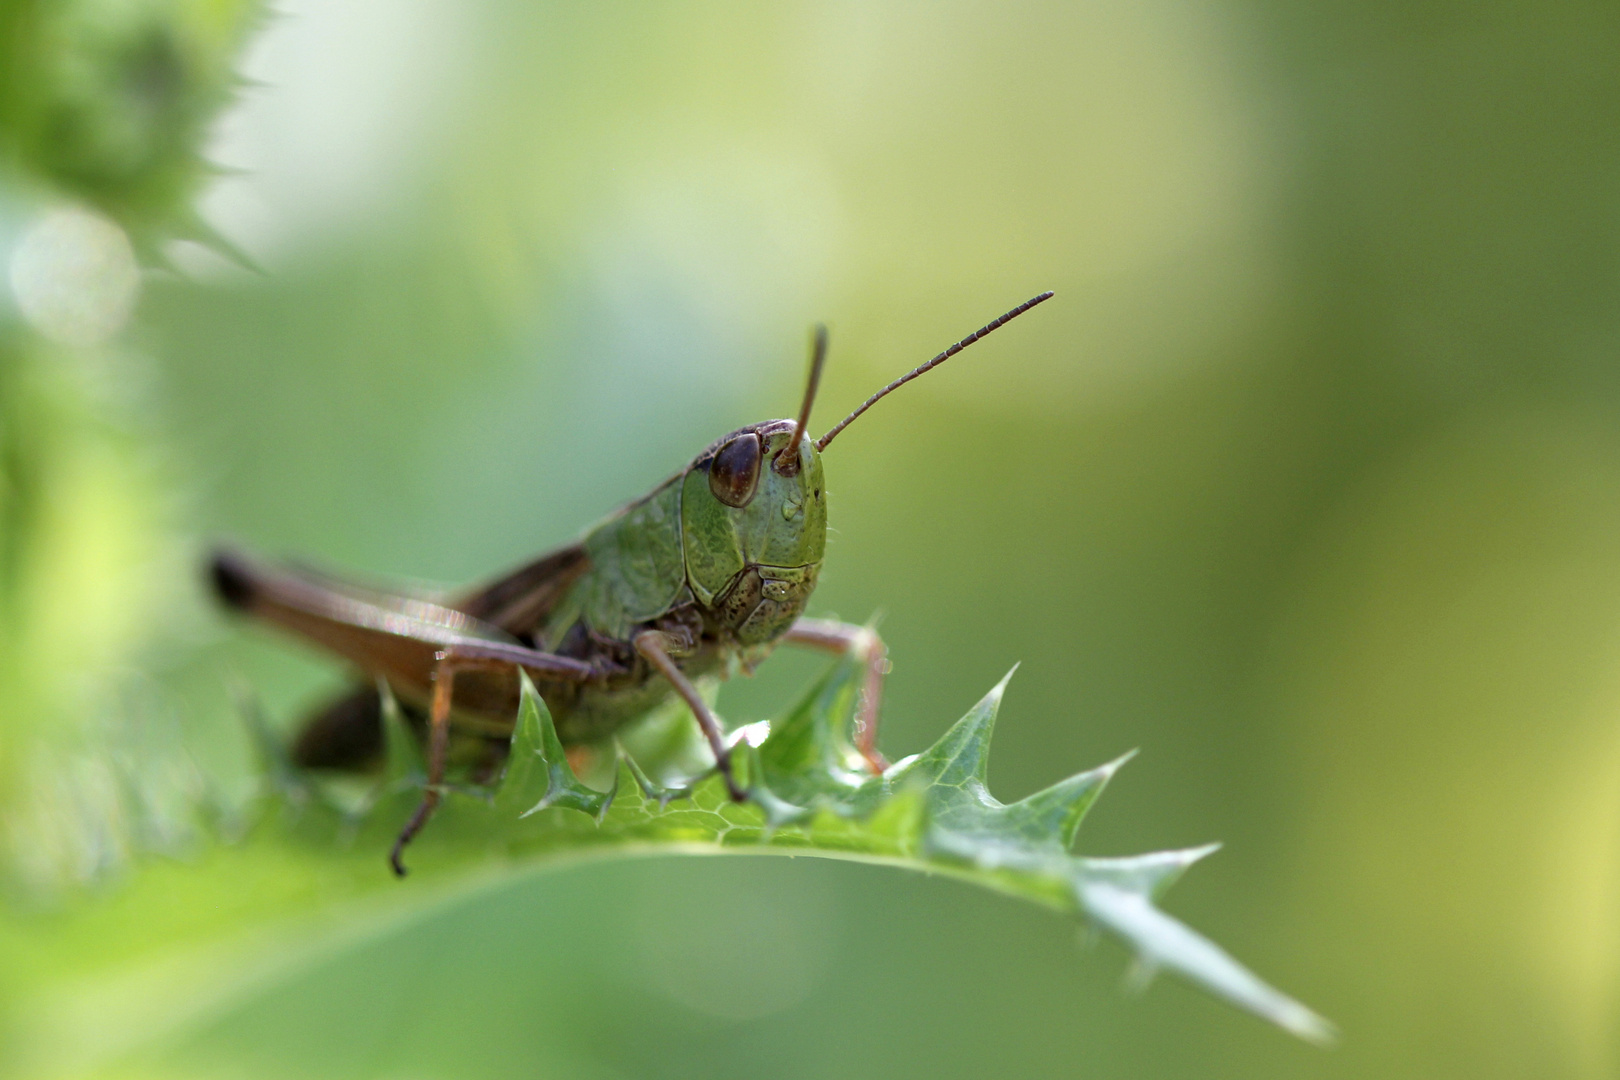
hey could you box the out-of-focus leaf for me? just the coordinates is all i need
[0,0,269,257]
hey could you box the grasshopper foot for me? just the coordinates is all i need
[717,750,747,802]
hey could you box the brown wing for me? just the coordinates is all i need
[210,549,521,701]
[453,542,591,640]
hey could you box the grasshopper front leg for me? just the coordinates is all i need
[784,618,891,772]
[392,641,596,877]
[634,631,747,802]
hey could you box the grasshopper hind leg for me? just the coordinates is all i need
[290,685,423,771]
[389,640,599,876]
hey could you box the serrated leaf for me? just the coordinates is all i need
[888,666,1014,800]
[40,656,1331,1053]
[374,662,1331,1038]
[502,673,614,821]
[755,660,868,804]
[1078,879,1334,1044]
[740,745,814,833]
[1082,845,1221,900]
[377,679,424,789]
[618,743,693,810]
[999,749,1135,849]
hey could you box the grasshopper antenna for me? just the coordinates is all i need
[815,290,1054,453]
[777,322,828,476]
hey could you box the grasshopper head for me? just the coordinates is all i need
[680,419,826,612]
[679,293,1052,636]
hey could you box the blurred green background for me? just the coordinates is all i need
[4,1,1620,1077]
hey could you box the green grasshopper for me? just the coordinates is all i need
[211,291,1053,874]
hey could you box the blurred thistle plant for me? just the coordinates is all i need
[0,0,268,258]
[0,0,265,883]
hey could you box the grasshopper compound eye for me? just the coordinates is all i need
[709,432,762,507]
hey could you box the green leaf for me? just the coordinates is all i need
[499,673,615,822]
[6,657,1333,1073]
[349,660,1330,1043]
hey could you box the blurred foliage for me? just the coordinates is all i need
[0,0,265,256]
[4,0,1620,1078]
[0,0,262,891]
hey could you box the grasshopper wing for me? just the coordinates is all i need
[453,542,591,641]
[211,550,521,684]
[212,544,589,771]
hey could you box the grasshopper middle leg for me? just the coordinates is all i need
[784,617,891,772]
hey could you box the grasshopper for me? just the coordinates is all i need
[211,291,1053,874]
